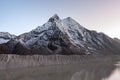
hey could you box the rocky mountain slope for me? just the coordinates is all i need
[0,32,16,44]
[0,14,120,55]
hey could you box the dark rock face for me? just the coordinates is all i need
[0,14,120,55]
[0,44,11,54]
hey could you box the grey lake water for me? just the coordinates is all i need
[0,55,120,80]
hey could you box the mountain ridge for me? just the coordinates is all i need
[0,14,120,55]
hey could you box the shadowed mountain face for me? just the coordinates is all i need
[0,14,120,55]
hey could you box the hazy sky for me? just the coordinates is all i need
[0,0,120,38]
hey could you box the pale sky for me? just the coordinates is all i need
[0,0,120,38]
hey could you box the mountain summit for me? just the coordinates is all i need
[0,15,120,55]
[48,14,60,22]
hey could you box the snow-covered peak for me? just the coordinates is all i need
[62,17,85,30]
[0,32,16,39]
[23,15,87,45]
[48,14,60,22]
[32,15,84,35]
[0,14,120,55]
[16,15,119,53]
[0,32,16,44]
[59,17,86,43]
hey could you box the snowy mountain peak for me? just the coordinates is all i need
[1,15,120,55]
[0,32,16,44]
[63,17,85,29]
[48,14,60,22]
[0,32,16,39]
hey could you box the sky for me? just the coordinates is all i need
[0,0,120,38]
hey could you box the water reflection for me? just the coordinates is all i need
[1,60,120,80]
[71,62,120,80]
[103,63,120,80]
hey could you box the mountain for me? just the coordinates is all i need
[0,14,120,55]
[114,38,120,44]
[0,32,16,54]
[0,32,16,44]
